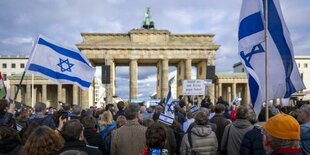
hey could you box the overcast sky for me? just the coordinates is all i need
[0,0,309,99]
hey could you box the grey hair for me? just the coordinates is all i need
[72,105,82,115]
[34,102,46,113]
[266,135,300,150]
[300,104,310,115]
[236,105,249,119]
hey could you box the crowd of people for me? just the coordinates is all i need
[0,96,309,155]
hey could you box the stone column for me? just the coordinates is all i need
[185,59,192,80]
[111,60,116,96]
[62,86,66,103]
[232,83,237,98]
[57,84,62,103]
[81,89,89,109]
[215,84,218,99]
[42,84,47,103]
[209,84,215,104]
[33,88,37,107]
[245,84,251,104]
[161,59,169,99]
[227,86,232,103]
[73,85,78,104]
[156,61,162,99]
[26,84,31,106]
[130,59,138,100]
[196,60,207,79]
[218,83,222,97]
[10,85,15,99]
[104,59,114,104]
[177,61,185,98]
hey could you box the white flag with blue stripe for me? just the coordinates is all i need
[238,0,305,114]
[164,86,174,118]
[26,35,96,90]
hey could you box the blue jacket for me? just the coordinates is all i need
[240,125,265,155]
[301,123,310,155]
[99,122,116,138]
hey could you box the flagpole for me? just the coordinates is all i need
[14,71,26,101]
[264,0,269,121]
[31,74,34,107]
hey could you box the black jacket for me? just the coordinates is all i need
[113,110,124,121]
[26,115,56,129]
[0,139,22,155]
[83,128,105,153]
[209,114,231,151]
[0,112,13,127]
[240,125,266,155]
[54,140,102,155]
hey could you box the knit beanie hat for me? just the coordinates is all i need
[262,114,300,140]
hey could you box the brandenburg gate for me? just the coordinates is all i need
[77,29,220,105]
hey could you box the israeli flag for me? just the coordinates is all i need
[26,35,96,90]
[238,0,305,114]
[190,105,199,113]
[159,113,174,126]
[164,86,174,118]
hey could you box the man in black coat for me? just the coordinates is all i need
[81,116,106,154]
[56,119,102,155]
[209,104,231,153]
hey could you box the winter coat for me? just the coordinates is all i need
[220,119,253,155]
[53,140,102,155]
[164,125,177,155]
[209,114,230,152]
[239,124,265,155]
[26,114,56,129]
[99,122,116,138]
[83,128,106,154]
[180,125,218,155]
[186,122,217,133]
[173,125,185,155]
[0,111,13,127]
[300,122,310,155]
[0,139,21,155]
[111,120,147,155]
[113,110,124,121]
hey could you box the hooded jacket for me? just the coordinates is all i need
[180,125,218,155]
[221,119,253,155]
[301,122,310,155]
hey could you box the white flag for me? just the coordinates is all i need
[164,86,174,118]
[238,0,305,114]
[26,35,95,90]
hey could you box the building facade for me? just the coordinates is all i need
[8,74,82,108]
[233,55,310,100]
[214,72,250,104]
[77,29,220,105]
[0,55,29,90]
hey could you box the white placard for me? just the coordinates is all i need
[182,80,205,96]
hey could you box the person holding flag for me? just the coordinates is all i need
[0,72,15,128]
[0,72,15,127]
[0,72,6,100]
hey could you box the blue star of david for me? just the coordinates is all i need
[167,102,174,114]
[57,58,74,72]
[240,44,265,69]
